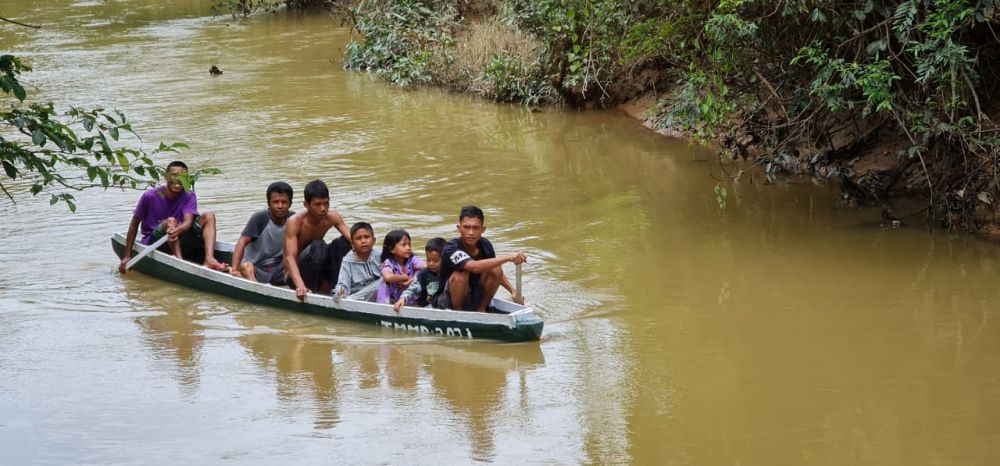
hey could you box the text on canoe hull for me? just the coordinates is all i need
[379,320,472,338]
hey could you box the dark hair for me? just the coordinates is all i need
[166,161,188,171]
[425,237,446,254]
[266,181,293,202]
[459,205,484,222]
[350,222,373,238]
[303,179,329,203]
[380,229,411,264]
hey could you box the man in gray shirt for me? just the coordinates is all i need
[231,181,294,285]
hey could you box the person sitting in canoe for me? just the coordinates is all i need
[375,229,425,305]
[432,206,526,312]
[333,222,381,300]
[283,179,352,300]
[118,160,227,274]
[229,181,294,285]
[393,237,445,311]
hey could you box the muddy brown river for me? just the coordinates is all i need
[2,1,999,464]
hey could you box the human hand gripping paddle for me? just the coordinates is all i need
[121,235,169,273]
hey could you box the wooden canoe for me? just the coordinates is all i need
[111,233,544,342]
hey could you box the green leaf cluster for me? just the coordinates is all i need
[211,0,281,17]
[482,53,551,105]
[343,0,458,86]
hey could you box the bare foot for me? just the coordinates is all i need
[205,258,230,272]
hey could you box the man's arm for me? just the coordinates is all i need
[118,216,143,274]
[233,212,267,276]
[460,252,527,274]
[283,217,309,300]
[330,211,351,240]
[230,235,252,275]
[168,212,196,240]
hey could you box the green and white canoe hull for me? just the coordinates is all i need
[112,234,544,342]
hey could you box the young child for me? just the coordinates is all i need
[393,237,445,312]
[333,222,382,300]
[375,230,425,305]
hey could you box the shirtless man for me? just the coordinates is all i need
[118,160,227,274]
[283,180,352,300]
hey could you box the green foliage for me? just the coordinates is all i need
[658,67,736,138]
[505,0,633,102]
[1,54,188,211]
[619,15,689,70]
[211,0,337,18]
[779,0,995,168]
[177,166,223,192]
[212,0,281,17]
[714,183,727,210]
[482,54,550,105]
[343,0,457,86]
[792,45,900,115]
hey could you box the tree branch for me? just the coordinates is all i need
[0,16,41,29]
[0,181,14,203]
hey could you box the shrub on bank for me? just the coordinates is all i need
[343,0,458,86]
[213,0,339,16]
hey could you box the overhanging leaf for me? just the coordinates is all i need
[116,152,130,171]
[2,160,17,179]
[32,128,46,146]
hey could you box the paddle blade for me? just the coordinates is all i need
[125,235,168,270]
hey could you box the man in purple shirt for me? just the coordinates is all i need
[118,160,227,274]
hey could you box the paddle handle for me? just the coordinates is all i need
[126,235,168,271]
[514,262,523,304]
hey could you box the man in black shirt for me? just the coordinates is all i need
[433,206,527,312]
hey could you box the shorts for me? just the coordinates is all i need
[150,215,205,260]
[251,260,286,286]
[432,279,485,312]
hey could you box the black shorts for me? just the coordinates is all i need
[252,261,286,286]
[151,215,206,261]
[432,280,485,312]
[285,236,351,291]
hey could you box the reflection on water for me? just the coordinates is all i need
[239,330,341,429]
[122,275,549,459]
[127,282,207,391]
[3,0,1000,464]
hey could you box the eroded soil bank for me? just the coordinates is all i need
[621,90,1000,237]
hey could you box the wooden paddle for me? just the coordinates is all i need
[514,262,524,305]
[125,235,169,271]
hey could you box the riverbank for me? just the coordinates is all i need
[336,0,1000,237]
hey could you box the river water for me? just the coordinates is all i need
[2,1,999,464]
